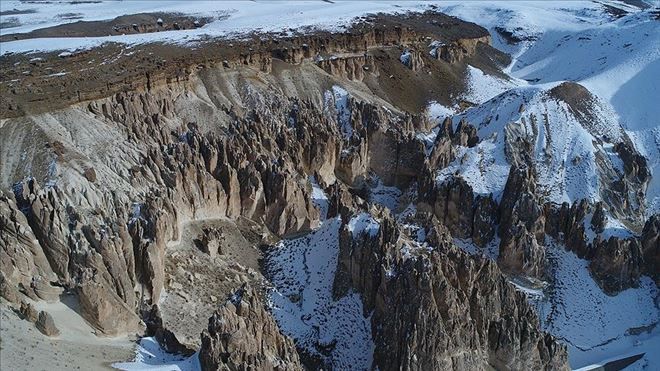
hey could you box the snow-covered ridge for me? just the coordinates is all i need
[427,3,659,370]
[0,0,437,55]
[425,1,658,217]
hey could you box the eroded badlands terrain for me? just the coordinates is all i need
[0,1,658,370]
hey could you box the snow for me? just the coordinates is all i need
[523,239,659,370]
[436,135,511,202]
[428,40,444,59]
[327,85,352,139]
[265,218,375,369]
[426,101,457,123]
[112,337,200,371]
[430,5,659,369]
[310,176,329,221]
[367,176,401,211]
[399,50,411,67]
[432,1,658,215]
[453,237,500,260]
[441,82,632,206]
[437,1,628,72]
[461,65,520,105]
[0,1,435,55]
[628,127,660,217]
[347,212,380,238]
[399,240,433,261]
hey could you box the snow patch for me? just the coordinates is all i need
[310,176,329,221]
[325,85,352,139]
[347,213,380,238]
[112,337,200,371]
[265,218,375,369]
[522,239,658,370]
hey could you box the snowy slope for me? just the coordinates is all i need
[527,240,659,370]
[426,3,659,370]
[436,83,627,205]
[113,337,200,371]
[265,217,375,369]
[433,1,659,216]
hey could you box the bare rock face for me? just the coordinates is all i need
[333,210,568,370]
[417,174,497,249]
[12,179,71,284]
[194,227,224,257]
[35,310,60,337]
[199,285,302,370]
[0,190,58,302]
[641,214,660,284]
[439,36,492,63]
[589,237,643,293]
[316,54,377,81]
[453,118,479,147]
[498,165,546,278]
[78,276,143,336]
[399,49,425,71]
[19,301,38,322]
[143,304,194,356]
[433,176,476,239]
[544,201,655,294]
[473,195,498,247]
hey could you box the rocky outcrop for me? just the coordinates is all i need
[194,227,224,257]
[198,285,302,370]
[143,304,194,356]
[416,117,492,246]
[333,209,568,370]
[399,49,425,71]
[35,310,60,337]
[0,190,58,302]
[18,301,38,322]
[1,8,632,368]
[417,176,497,248]
[589,237,644,294]
[1,10,491,119]
[498,165,546,278]
[316,54,377,81]
[641,214,660,284]
[543,200,658,294]
[439,36,491,63]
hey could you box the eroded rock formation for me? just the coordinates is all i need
[199,285,302,370]
[332,207,568,370]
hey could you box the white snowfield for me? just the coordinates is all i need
[113,337,201,371]
[0,0,435,55]
[534,240,659,371]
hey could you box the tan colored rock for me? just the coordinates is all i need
[78,277,143,336]
[35,310,60,337]
[199,285,302,370]
[0,190,58,301]
[19,301,38,322]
